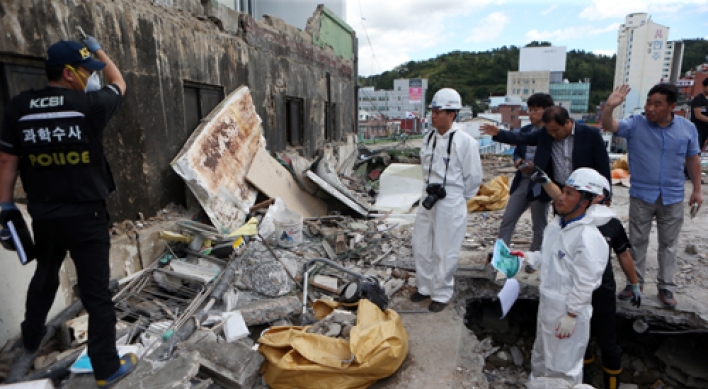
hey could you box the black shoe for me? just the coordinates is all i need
[428,301,448,312]
[410,291,430,302]
[658,289,677,308]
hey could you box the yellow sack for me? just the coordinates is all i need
[258,299,408,389]
[467,175,510,212]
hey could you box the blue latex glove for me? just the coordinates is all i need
[82,35,102,53]
[631,283,642,308]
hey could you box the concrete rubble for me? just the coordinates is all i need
[2,125,708,389]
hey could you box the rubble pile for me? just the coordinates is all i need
[16,83,708,389]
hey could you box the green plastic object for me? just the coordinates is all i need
[162,328,174,341]
[492,239,521,278]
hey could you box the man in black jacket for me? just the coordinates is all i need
[492,93,554,257]
[482,106,611,197]
[0,38,136,387]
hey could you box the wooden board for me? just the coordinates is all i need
[246,148,327,217]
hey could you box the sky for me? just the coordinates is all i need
[344,0,708,77]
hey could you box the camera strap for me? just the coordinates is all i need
[426,130,456,186]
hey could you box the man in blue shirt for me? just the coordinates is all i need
[601,83,703,308]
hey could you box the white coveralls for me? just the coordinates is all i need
[524,208,612,384]
[412,125,482,303]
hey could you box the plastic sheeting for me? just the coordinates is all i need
[466,175,510,212]
[258,299,408,389]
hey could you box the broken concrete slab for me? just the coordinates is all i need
[62,351,203,389]
[186,336,264,389]
[241,260,295,297]
[238,296,300,326]
[171,86,264,234]
[113,351,202,389]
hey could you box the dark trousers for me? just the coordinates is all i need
[585,286,622,370]
[22,208,119,379]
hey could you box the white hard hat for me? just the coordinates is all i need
[429,88,462,110]
[565,168,605,196]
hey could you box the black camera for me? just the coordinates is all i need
[422,183,446,209]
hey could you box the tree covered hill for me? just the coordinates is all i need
[359,39,707,113]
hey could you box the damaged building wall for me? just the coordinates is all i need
[0,0,357,222]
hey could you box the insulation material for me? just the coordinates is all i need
[172,86,264,234]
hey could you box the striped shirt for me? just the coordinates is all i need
[551,122,575,183]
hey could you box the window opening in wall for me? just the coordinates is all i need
[285,97,304,146]
[0,61,46,122]
[183,82,224,133]
[325,102,338,142]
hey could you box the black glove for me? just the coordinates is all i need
[530,166,551,185]
[0,202,20,228]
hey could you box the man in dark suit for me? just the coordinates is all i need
[482,106,611,204]
[493,93,554,259]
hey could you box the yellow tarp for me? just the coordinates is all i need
[612,154,629,172]
[467,175,510,212]
[258,299,408,389]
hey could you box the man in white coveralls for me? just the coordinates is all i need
[410,88,482,312]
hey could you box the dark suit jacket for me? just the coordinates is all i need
[509,124,543,200]
[494,122,611,202]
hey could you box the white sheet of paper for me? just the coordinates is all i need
[498,278,520,319]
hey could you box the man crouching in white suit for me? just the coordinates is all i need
[513,167,610,384]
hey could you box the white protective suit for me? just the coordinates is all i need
[412,125,482,303]
[524,207,613,384]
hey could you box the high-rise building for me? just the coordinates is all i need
[613,13,677,118]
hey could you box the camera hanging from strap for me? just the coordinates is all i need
[426,130,456,187]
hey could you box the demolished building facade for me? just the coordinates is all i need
[0,0,358,221]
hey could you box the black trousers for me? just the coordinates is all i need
[22,208,119,380]
[585,286,622,370]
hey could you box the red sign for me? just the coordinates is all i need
[409,78,422,104]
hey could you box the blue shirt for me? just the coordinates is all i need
[616,114,699,205]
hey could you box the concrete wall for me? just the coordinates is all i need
[0,0,357,222]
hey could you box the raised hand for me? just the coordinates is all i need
[606,85,631,108]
